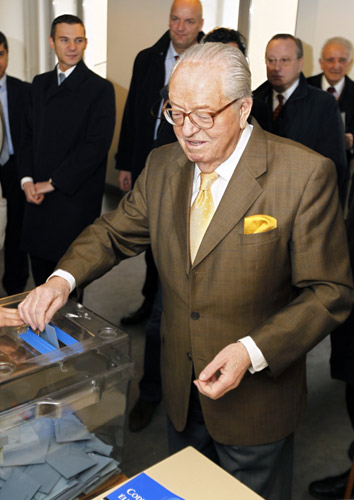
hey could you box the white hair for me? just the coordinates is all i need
[170,42,252,100]
[321,37,353,59]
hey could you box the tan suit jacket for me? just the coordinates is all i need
[59,122,354,446]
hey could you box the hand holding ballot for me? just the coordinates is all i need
[18,277,71,331]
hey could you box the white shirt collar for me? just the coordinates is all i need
[321,74,345,97]
[194,122,253,182]
[272,77,300,106]
[56,64,76,83]
[167,41,179,61]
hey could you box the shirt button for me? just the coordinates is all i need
[191,311,200,320]
[187,352,192,361]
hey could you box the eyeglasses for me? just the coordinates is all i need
[162,98,240,129]
[265,57,300,67]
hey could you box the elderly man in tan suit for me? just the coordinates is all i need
[19,43,353,500]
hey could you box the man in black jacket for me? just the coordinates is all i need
[0,32,30,295]
[19,14,115,286]
[308,37,354,209]
[116,0,204,328]
[253,34,347,206]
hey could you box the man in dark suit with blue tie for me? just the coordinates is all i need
[0,32,30,295]
[19,14,115,287]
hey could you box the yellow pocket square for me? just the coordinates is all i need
[244,215,277,234]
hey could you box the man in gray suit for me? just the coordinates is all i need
[19,43,353,500]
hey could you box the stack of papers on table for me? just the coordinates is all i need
[0,414,120,500]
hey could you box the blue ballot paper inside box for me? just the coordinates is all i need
[0,413,121,500]
[19,323,79,354]
[105,473,185,500]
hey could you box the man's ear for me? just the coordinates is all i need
[49,36,55,50]
[239,98,253,129]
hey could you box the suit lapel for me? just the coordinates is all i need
[45,61,89,101]
[45,68,62,101]
[168,153,194,274]
[192,124,267,267]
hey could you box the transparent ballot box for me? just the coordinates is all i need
[0,293,135,500]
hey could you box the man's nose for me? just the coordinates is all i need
[182,115,200,136]
[177,20,185,31]
[68,40,76,50]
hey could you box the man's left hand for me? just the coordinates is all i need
[194,343,251,400]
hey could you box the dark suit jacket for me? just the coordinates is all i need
[331,201,354,383]
[58,122,353,446]
[6,76,30,164]
[19,60,116,262]
[115,30,203,184]
[253,73,348,202]
[308,73,354,166]
[0,75,30,199]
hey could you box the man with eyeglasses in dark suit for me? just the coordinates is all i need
[253,34,347,206]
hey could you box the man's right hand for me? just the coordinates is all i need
[23,181,44,205]
[18,277,71,332]
[117,170,132,191]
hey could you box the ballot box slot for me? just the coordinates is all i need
[19,325,79,354]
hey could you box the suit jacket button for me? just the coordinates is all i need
[191,311,200,320]
[187,352,192,361]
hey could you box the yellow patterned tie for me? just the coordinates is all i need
[190,171,219,263]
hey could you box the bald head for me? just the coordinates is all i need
[169,0,204,54]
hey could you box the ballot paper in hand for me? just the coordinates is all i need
[40,324,60,349]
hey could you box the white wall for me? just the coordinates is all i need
[106,0,171,186]
[84,0,108,78]
[0,0,27,80]
[247,0,299,90]
[296,0,354,79]
[203,0,239,33]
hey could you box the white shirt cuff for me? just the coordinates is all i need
[47,269,76,293]
[21,177,33,189]
[239,336,268,374]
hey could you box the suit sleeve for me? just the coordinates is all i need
[51,80,116,196]
[55,163,151,286]
[249,158,354,377]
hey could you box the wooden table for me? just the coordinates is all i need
[79,472,128,500]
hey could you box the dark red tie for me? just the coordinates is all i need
[327,86,336,94]
[273,94,284,121]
